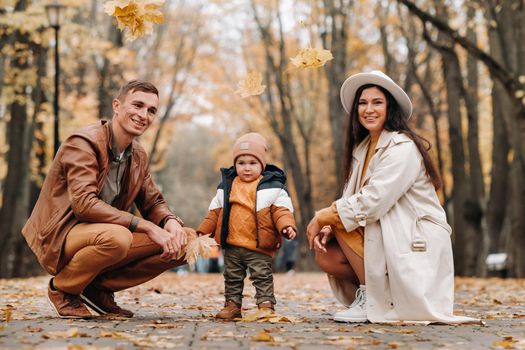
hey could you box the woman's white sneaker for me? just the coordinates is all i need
[333,285,367,322]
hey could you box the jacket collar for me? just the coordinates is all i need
[107,121,133,161]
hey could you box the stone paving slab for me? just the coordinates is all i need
[1,273,524,349]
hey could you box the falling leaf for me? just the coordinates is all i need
[252,330,274,342]
[104,0,165,41]
[235,71,266,98]
[290,48,333,69]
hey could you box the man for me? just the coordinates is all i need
[22,80,188,319]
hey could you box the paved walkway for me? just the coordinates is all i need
[1,273,524,349]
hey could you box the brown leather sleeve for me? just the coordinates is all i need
[316,202,346,231]
[270,205,296,234]
[197,209,220,237]
[62,136,134,227]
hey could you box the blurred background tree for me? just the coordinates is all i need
[1,0,524,277]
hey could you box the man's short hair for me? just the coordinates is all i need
[116,80,159,101]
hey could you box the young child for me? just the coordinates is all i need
[197,132,296,320]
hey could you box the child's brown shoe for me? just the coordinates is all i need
[215,301,241,320]
[257,302,275,312]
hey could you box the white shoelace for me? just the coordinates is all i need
[349,287,365,309]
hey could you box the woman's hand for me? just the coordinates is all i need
[306,217,321,249]
[313,226,333,253]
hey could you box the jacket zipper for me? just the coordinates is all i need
[254,180,260,248]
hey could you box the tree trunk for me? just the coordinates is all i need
[463,3,487,276]
[321,0,351,194]
[0,19,34,277]
[97,23,123,119]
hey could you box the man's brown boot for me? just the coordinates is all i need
[258,302,275,312]
[47,279,92,319]
[215,301,242,320]
[80,284,134,318]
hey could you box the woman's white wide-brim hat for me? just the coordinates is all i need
[340,70,413,119]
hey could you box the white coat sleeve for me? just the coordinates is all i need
[335,141,423,232]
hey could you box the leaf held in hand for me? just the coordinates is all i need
[175,230,218,265]
[235,71,266,98]
[290,48,333,69]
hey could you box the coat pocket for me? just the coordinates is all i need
[410,215,451,253]
[257,230,282,250]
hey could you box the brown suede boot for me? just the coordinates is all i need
[47,279,92,319]
[258,301,275,312]
[215,301,242,320]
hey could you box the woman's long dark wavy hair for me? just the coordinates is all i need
[342,84,442,190]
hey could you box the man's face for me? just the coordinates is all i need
[112,89,159,138]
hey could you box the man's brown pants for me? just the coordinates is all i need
[53,223,187,295]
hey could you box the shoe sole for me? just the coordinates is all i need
[79,294,107,316]
[80,294,134,318]
[47,295,92,319]
[333,316,368,323]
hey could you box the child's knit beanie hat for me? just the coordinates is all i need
[232,132,268,169]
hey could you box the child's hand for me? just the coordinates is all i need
[282,226,296,240]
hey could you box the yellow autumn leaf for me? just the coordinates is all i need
[3,306,12,323]
[104,0,164,41]
[235,71,266,98]
[290,48,333,69]
[43,327,87,339]
[493,336,518,349]
[174,229,218,265]
[252,330,274,342]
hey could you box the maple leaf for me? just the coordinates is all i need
[290,48,333,69]
[174,230,218,265]
[104,0,165,41]
[235,71,266,98]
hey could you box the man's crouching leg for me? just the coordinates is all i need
[50,223,133,318]
[80,227,190,316]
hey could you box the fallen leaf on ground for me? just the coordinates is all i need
[3,306,13,322]
[252,330,274,342]
[493,336,518,349]
[239,309,307,323]
[42,327,87,339]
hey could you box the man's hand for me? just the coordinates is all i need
[162,219,188,259]
[282,226,296,240]
[137,219,187,261]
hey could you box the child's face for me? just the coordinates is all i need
[235,155,263,182]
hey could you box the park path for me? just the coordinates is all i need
[1,272,524,349]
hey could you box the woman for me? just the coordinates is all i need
[307,71,479,324]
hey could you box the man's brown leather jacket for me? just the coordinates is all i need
[22,120,178,275]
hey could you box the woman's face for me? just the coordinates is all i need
[357,86,387,137]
